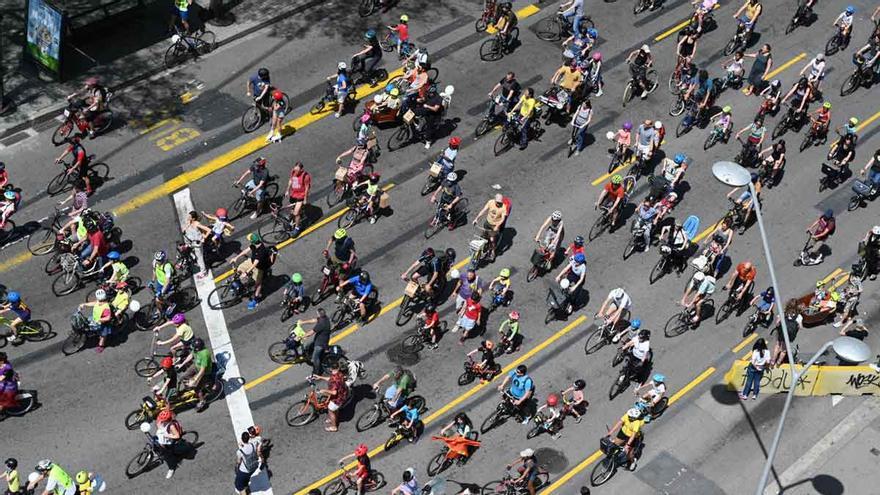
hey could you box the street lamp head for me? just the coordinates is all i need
[831,336,872,363]
[712,161,752,187]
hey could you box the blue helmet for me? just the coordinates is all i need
[385,83,395,93]
[630,319,641,329]
[586,28,598,39]
[6,291,20,303]
[365,29,377,40]
[573,253,586,263]
[824,208,834,218]
[107,251,120,260]
[653,373,666,383]
[673,153,686,164]
[846,6,854,14]
[750,172,759,183]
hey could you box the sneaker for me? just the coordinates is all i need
[611,333,621,344]
[292,225,302,236]
[751,395,757,400]
[643,245,650,252]
[596,88,604,97]
[575,416,582,423]
[425,142,432,149]
[739,394,748,400]
[250,211,258,219]
[95,346,104,354]
[871,274,877,280]
[551,432,562,440]
[334,112,341,119]
[833,321,842,328]
[640,90,648,99]
[265,132,273,142]
[10,336,24,346]
[247,299,258,310]
[271,133,282,143]
[574,150,581,156]
[521,416,531,425]
[451,326,459,333]
[369,217,377,224]
[628,460,638,471]
[166,469,175,479]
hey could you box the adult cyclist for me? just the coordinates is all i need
[607,407,645,471]
[535,210,564,254]
[28,459,75,495]
[625,45,654,99]
[497,364,534,423]
[326,228,357,269]
[338,269,374,322]
[151,250,177,318]
[233,156,270,220]
[352,30,383,79]
[597,287,632,342]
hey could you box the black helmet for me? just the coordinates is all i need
[425,303,436,312]
[4,458,16,470]
[445,247,456,261]
[192,337,205,351]
[257,68,269,79]
[639,329,651,340]
[359,270,370,281]
[516,364,527,375]
[574,379,586,390]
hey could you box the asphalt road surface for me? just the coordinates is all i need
[2,0,880,494]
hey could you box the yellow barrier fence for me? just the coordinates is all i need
[724,361,880,396]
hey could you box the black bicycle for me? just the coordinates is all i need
[355,394,427,432]
[535,11,594,42]
[164,28,215,69]
[494,112,543,156]
[242,89,290,132]
[590,436,641,486]
[715,284,751,324]
[664,299,714,337]
[840,54,875,97]
[479,28,519,62]
[480,391,525,434]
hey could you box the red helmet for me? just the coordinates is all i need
[115,281,128,290]
[546,393,559,407]
[449,136,461,148]
[272,90,284,101]
[215,207,228,219]
[161,356,174,369]
[157,410,174,422]
[355,444,368,456]
[369,172,380,181]
[509,310,520,320]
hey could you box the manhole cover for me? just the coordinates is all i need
[387,345,420,366]
[534,447,568,474]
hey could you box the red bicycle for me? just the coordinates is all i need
[51,96,114,145]
[426,434,481,476]
[475,0,498,32]
[324,462,385,495]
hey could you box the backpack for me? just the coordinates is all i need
[239,443,259,473]
[710,78,723,98]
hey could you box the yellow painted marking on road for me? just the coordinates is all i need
[242,253,472,388]
[856,109,880,132]
[820,268,843,284]
[294,315,589,495]
[181,92,195,104]
[112,69,405,218]
[693,221,719,243]
[765,53,806,80]
[487,3,541,33]
[590,155,636,186]
[156,127,201,151]
[138,117,182,135]
[732,332,758,353]
[741,349,752,360]
[542,366,717,493]
[0,251,32,273]
[831,273,850,291]
[655,4,719,42]
[213,184,397,283]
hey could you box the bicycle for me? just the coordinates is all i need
[207,265,259,310]
[480,390,525,434]
[494,111,543,156]
[590,436,640,486]
[327,164,374,208]
[337,194,373,230]
[324,462,385,495]
[840,54,875,97]
[313,257,355,304]
[622,69,658,107]
[355,394,426,432]
[384,416,420,450]
[228,178,279,221]
[0,315,51,348]
[664,299,715,337]
[378,29,416,59]
[426,433,479,476]
[535,10,594,42]
[622,218,652,260]
[51,253,105,296]
[397,281,431,327]
[584,315,618,355]
[610,352,646,399]
[772,104,807,139]
[817,159,849,192]
[133,331,173,378]
[331,288,378,330]
[311,80,358,115]
[475,0,498,32]
[649,242,686,285]
[703,121,730,150]
[526,241,555,282]
[741,305,771,337]
[479,28,519,62]
[259,203,304,245]
[785,2,814,34]
[722,197,749,235]
[46,154,108,196]
[164,28,215,69]
[26,206,70,256]
[544,283,574,324]
[607,141,630,173]
[424,198,469,239]
[133,282,198,330]
[633,0,652,15]
[527,409,561,439]
[242,90,290,132]
[799,121,827,152]
[457,355,502,386]
[268,337,348,367]
[51,96,114,145]
[124,371,223,429]
[722,20,750,56]
[125,423,199,478]
[286,379,342,427]
[482,466,550,494]
[0,386,35,418]
[715,283,751,324]
[848,178,880,211]
[824,24,850,56]
[400,318,447,354]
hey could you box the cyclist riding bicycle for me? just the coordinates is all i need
[68,77,108,137]
[430,172,464,229]
[633,373,667,419]
[234,157,270,220]
[810,102,832,139]
[338,444,373,495]
[597,287,632,338]
[247,67,272,109]
[352,30,383,77]
[758,79,782,114]
[800,53,826,91]
[620,329,652,383]
[682,270,716,323]
[635,119,657,162]
[488,268,513,307]
[401,247,445,295]
[388,397,421,442]
[561,379,588,422]
[372,367,417,411]
[535,210,564,253]
[565,235,585,259]
[0,291,30,345]
[338,269,373,322]
[493,2,518,51]
[54,136,93,195]
[473,193,509,260]
[535,393,564,438]
[596,174,626,226]
[498,310,521,352]
[417,304,441,349]
[509,87,538,150]
[782,77,813,117]
[724,260,757,302]
[555,253,586,312]
[466,340,497,382]
[625,45,654,99]
[497,364,534,423]
[488,72,521,116]
[607,407,645,471]
[326,228,357,268]
[733,0,762,36]
[834,6,855,42]
[828,133,856,170]
[750,286,776,324]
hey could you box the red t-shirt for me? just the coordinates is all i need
[69,144,87,166]
[423,311,439,327]
[604,182,625,199]
[568,243,585,257]
[464,298,482,320]
[394,24,409,41]
[89,230,110,257]
[288,170,311,200]
[329,372,349,405]
[736,263,756,281]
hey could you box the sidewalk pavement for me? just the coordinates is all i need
[0,0,321,138]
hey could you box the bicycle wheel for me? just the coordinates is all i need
[356,406,383,432]
[379,30,395,52]
[722,37,737,56]
[20,320,50,341]
[457,368,475,386]
[645,70,659,94]
[323,479,346,495]
[622,82,633,107]
[590,456,615,486]
[331,306,349,329]
[840,72,860,97]
[588,212,609,241]
[134,356,161,377]
[742,318,757,337]
[669,97,686,117]
[268,341,295,363]
[426,452,450,477]
[27,227,56,255]
[649,256,668,284]
[241,106,263,133]
[703,131,718,151]
[848,194,862,211]
[668,69,681,95]
[45,252,63,274]
[396,296,414,326]
[125,447,156,478]
[197,31,216,54]
[365,471,385,492]
[46,171,69,196]
[479,39,503,62]
[584,327,608,354]
[480,408,507,434]
[358,0,375,16]
[772,117,789,139]
[475,17,489,32]
[400,333,424,354]
[125,409,148,430]
[482,480,508,494]
[424,213,444,239]
[228,196,247,221]
[715,299,734,324]
[387,125,412,152]
[825,34,840,56]
[51,121,73,146]
[208,283,240,309]
[62,330,87,355]
[609,374,629,400]
[164,43,188,69]
[526,423,544,439]
[493,130,513,156]
[622,239,638,260]
[52,270,80,296]
[535,16,561,41]
[286,400,318,427]
[664,313,690,337]
[326,180,347,208]
[5,391,34,416]
[799,132,812,152]
[310,99,326,114]
[260,218,292,245]
[134,302,163,331]
[337,208,360,229]
[384,432,402,450]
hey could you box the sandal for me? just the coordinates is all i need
[325,426,338,432]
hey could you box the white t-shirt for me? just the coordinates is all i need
[630,337,650,361]
[751,349,770,370]
[649,382,667,398]
[610,289,632,310]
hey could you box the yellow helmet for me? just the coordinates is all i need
[400,14,409,22]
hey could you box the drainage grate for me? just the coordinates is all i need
[0,131,31,147]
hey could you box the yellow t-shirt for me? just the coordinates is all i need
[518,96,537,119]
[484,200,507,226]
[555,66,584,92]
[621,415,644,437]
[5,469,19,492]
[175,323,194,342]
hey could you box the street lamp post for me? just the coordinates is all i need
[711,161,873,495]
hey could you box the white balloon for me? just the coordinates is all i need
[605,131,615,141]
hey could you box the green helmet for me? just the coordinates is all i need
[291,273,303,284]
[499,268,511,278]
[611,174,622,185]
[334,228,347,240]
[247,233,261,244]
[722,105,732,113]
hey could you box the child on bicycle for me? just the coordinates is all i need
[0,191,16,229]
[488,268,513,307]
[339,444,372,494]
[535,393,564,438]
[498,310,521,353]
[467,340,497,382]
[389,397,421,442]
[362,173,382,224]
[0,291,31,346]
[561,379,588,422]
[710,105,733,138]
[418,304,441,349]
[284,320,307,358]
[282,273,306,315]
[722,50,745,85]
[611,121,633,162]
[388,15,410,56]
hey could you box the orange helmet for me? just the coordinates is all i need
[157,410,174,422]
[546,393,559,407]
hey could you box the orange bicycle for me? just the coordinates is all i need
[285,380,348,427]
[426,434,481,476]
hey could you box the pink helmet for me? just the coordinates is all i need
[359,113,371,124]
[171,313,186,325]
[592,52,602,61]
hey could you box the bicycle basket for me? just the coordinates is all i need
[531,248,546,266]
[60,253,79,272]
[70,311,89,331]
[469,238,487,253]
[404,281,420,297]
[599,436,616,454]
[852,179,873,196]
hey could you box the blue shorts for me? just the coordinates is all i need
[175,8,189,21]
[154,282,175,296]
[757,300,773,312]
[245,179,266,201]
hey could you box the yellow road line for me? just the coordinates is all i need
[139,117,181,135]
[820,268,843,284]
[765,53,806,80]
[590,155,636,187]
[243,255,474,389]
[542,366,716,493]
[831,273,850,291]
[654,4,719,42]
[0,251,32,273]
[486,3,541,33]
[856,109,880,132]
[731,333,758,353]
[213,184,396,283]
[693,221,719,243]
[294,315,589,495]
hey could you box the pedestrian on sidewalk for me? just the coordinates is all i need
[741,338,769,400]
[235,430,262,495]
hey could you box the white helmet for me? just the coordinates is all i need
[654,120,662,129]
[337,62,347,71]
[520,448,534,457]
[872,226,880,235]
[692,271,706,282]
[446,172,458,182]
[35,459,53,473]
[610,287,625,299]
[95,289,107,301]
[641,44,650,53]
[559,278,571,290]
[442,85,455,96]
[551,210,563,221]
[449,268,460,279]
[373,95,383,104]
[627,407,642,419]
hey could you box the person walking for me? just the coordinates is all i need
[301,308,332,376]
[234,430,263,495]
[743,44,773,96]
[741,338,770,400]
